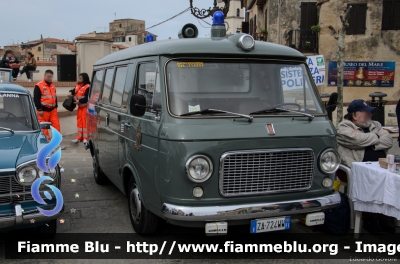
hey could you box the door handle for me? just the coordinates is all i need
[105,113,110,127]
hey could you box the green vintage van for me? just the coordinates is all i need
[86,17,341,235]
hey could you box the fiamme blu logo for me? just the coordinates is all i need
[31,126,64,217]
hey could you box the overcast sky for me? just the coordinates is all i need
[0,0,221,46]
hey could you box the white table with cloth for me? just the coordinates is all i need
[350,162,400,237]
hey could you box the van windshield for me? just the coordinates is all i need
[0,93,38,131]
[166,60,324,117]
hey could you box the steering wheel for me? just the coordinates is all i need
[271,103,302,111]
[1,111,23,123]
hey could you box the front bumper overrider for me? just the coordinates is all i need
[0,203,63,229]
[161,191,340,221]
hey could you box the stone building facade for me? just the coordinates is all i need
[241,0,400,123]
[109,19,156,46]
[20,38,75,60]
[218,0,245,34]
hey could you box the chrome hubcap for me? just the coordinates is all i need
[130,185,141,224]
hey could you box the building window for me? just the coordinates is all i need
[119,24,122,28]
[128,37,132,42]
[236,8,240,17]
[300,2,318,30]
[264,9,268,31]
[382,0,400,30]
[250,18,254,36]
[254,15,257,33]
[347,4,367,35]
[37,46,41,52]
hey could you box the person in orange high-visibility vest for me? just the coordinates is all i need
[69,73,90,144]
[34,70,60,140]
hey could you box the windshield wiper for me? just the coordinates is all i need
[0,127,14,134]
[180,109,253,122]
[250,107,314,121]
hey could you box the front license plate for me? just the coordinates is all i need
[250,216,291,233]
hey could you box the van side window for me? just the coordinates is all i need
[102,68,115,104]
[121,64,135,110]
[110,67,128,107]
[137,62,158,112]
[90,70,104,101]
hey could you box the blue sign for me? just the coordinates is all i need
[328,61,395,87]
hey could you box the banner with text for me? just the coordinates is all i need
[327,61,395,87]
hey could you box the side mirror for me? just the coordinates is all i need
[129,94,147,117]
[39,122,51,129]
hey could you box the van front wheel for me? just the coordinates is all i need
[128,178,159,234]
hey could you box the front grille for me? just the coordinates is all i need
[0,175,33,204]
[219,149,315,197]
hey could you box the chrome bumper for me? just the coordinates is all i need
[162,192,340,221]
[0,203,62,229]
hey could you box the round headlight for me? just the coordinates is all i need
[186,155,213,183]
[319,149,340,174]
[17,166,38,184]
[238,35,255,50]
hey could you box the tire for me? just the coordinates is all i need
[35,219,57,237]
[128,177,159,234]
[92,154,108,185]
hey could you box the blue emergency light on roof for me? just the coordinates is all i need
[211,11,226,39]
[145,34,154,43]
[212,11,225,26]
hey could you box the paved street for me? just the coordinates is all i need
[57,135,132,233]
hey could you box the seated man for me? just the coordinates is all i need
[337,99,395,233]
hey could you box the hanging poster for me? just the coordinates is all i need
[281,55,326,90]
[327,61,395,87]
[307,55,326,86]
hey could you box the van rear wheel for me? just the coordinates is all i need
[92,154,107,185]
[128,177,159,234]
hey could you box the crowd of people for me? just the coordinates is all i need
[0,49,88,144]
[33,70,90,146]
